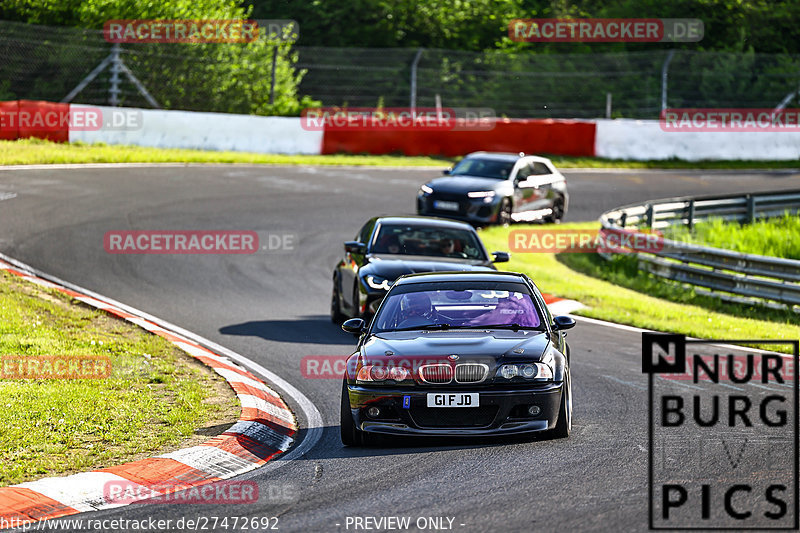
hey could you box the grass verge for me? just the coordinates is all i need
[0,139,448,167]
[479,222,800,352]
[1,139,800,169]
[0,270,239,486]
[664,213,800,260]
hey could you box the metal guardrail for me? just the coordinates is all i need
[600,189,800,308]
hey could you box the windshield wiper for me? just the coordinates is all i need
[468,323,543,331]
[392,323,453,332]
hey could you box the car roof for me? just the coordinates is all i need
[463,151,553,164]
[373,215,477,230]
[393,271,528,285]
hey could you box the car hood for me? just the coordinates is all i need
[426,176,509,194]
[361,330,551,362]
[363,255,495,279]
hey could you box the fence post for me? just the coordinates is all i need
[606,92,612,118]
[661,49,676,113]
[109,43,121,106]
[269,45,278,106]
[409,48,424,113]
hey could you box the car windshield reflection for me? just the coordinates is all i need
[373,287,543,332]
[370,224,486,261]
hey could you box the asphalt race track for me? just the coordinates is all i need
[1,165,799,532]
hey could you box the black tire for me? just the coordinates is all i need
[497,198,512,226]
[340,380,363,446]
[548,369,572,439]
[330,275,346,324]
[545,196,565,224]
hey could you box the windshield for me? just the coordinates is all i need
[370,224,487,260]
[373,285,543,332]
[450,158,515,179]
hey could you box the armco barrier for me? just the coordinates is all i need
[600,190,800,308]
[322,118,597,157]
[595,118,800,161]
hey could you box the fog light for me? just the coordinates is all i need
[367,406,381,418]
[528,405,541,416]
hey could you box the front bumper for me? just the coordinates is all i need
[347,383,563,437]
[416,196,501,225]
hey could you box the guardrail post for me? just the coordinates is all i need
[687,200,695,231]
[746,195,756,223]
[645,204,654,230]
[620,212,627,228]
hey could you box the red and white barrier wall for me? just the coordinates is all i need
[3,100,800,161]
[594,119,800,161]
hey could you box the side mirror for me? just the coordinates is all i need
[442,168,451,175]
[552,315,576,331]
[344,241,366,254]
[492,251,510,263]
[342,318,366,335]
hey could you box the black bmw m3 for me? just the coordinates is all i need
[331,216,509,321]
[340,271,575,445]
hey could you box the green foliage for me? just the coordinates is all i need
[247,0,800,54]
[0,1,319,115]
[665,213,800,260]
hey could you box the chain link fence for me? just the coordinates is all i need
[2,19,799,118]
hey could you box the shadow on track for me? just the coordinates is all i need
[287,425,565,460]
[220,314,357,345]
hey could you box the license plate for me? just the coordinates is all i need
[433,200,459,211]
[426,393,479,407]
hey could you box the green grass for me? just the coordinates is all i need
[0,139,448,167]
[1,138,799,169]
[479,222,800,352]
[664,213,800,260]
[0,271,239,486]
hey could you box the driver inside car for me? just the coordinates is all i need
[397,292,436,328]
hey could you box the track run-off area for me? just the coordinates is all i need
[1,165,799,532]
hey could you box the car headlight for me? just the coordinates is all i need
[356,364,411,383]
[497,363,553,381]
[467,190,496,203]
[418,184,433,195]
[365,275,393,291]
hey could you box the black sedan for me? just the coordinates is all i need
[331,216,509,322]
[339,271,575,445]
[416,151,568,225]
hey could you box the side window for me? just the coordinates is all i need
[515,163,532,181]
[358,220,376,245]
[532,162,552,175]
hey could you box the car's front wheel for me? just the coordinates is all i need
[497,198,512,226]
[340,380,363,446]
[545,195,565,224]
[330,274,346,324]
[548,369,572,439]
